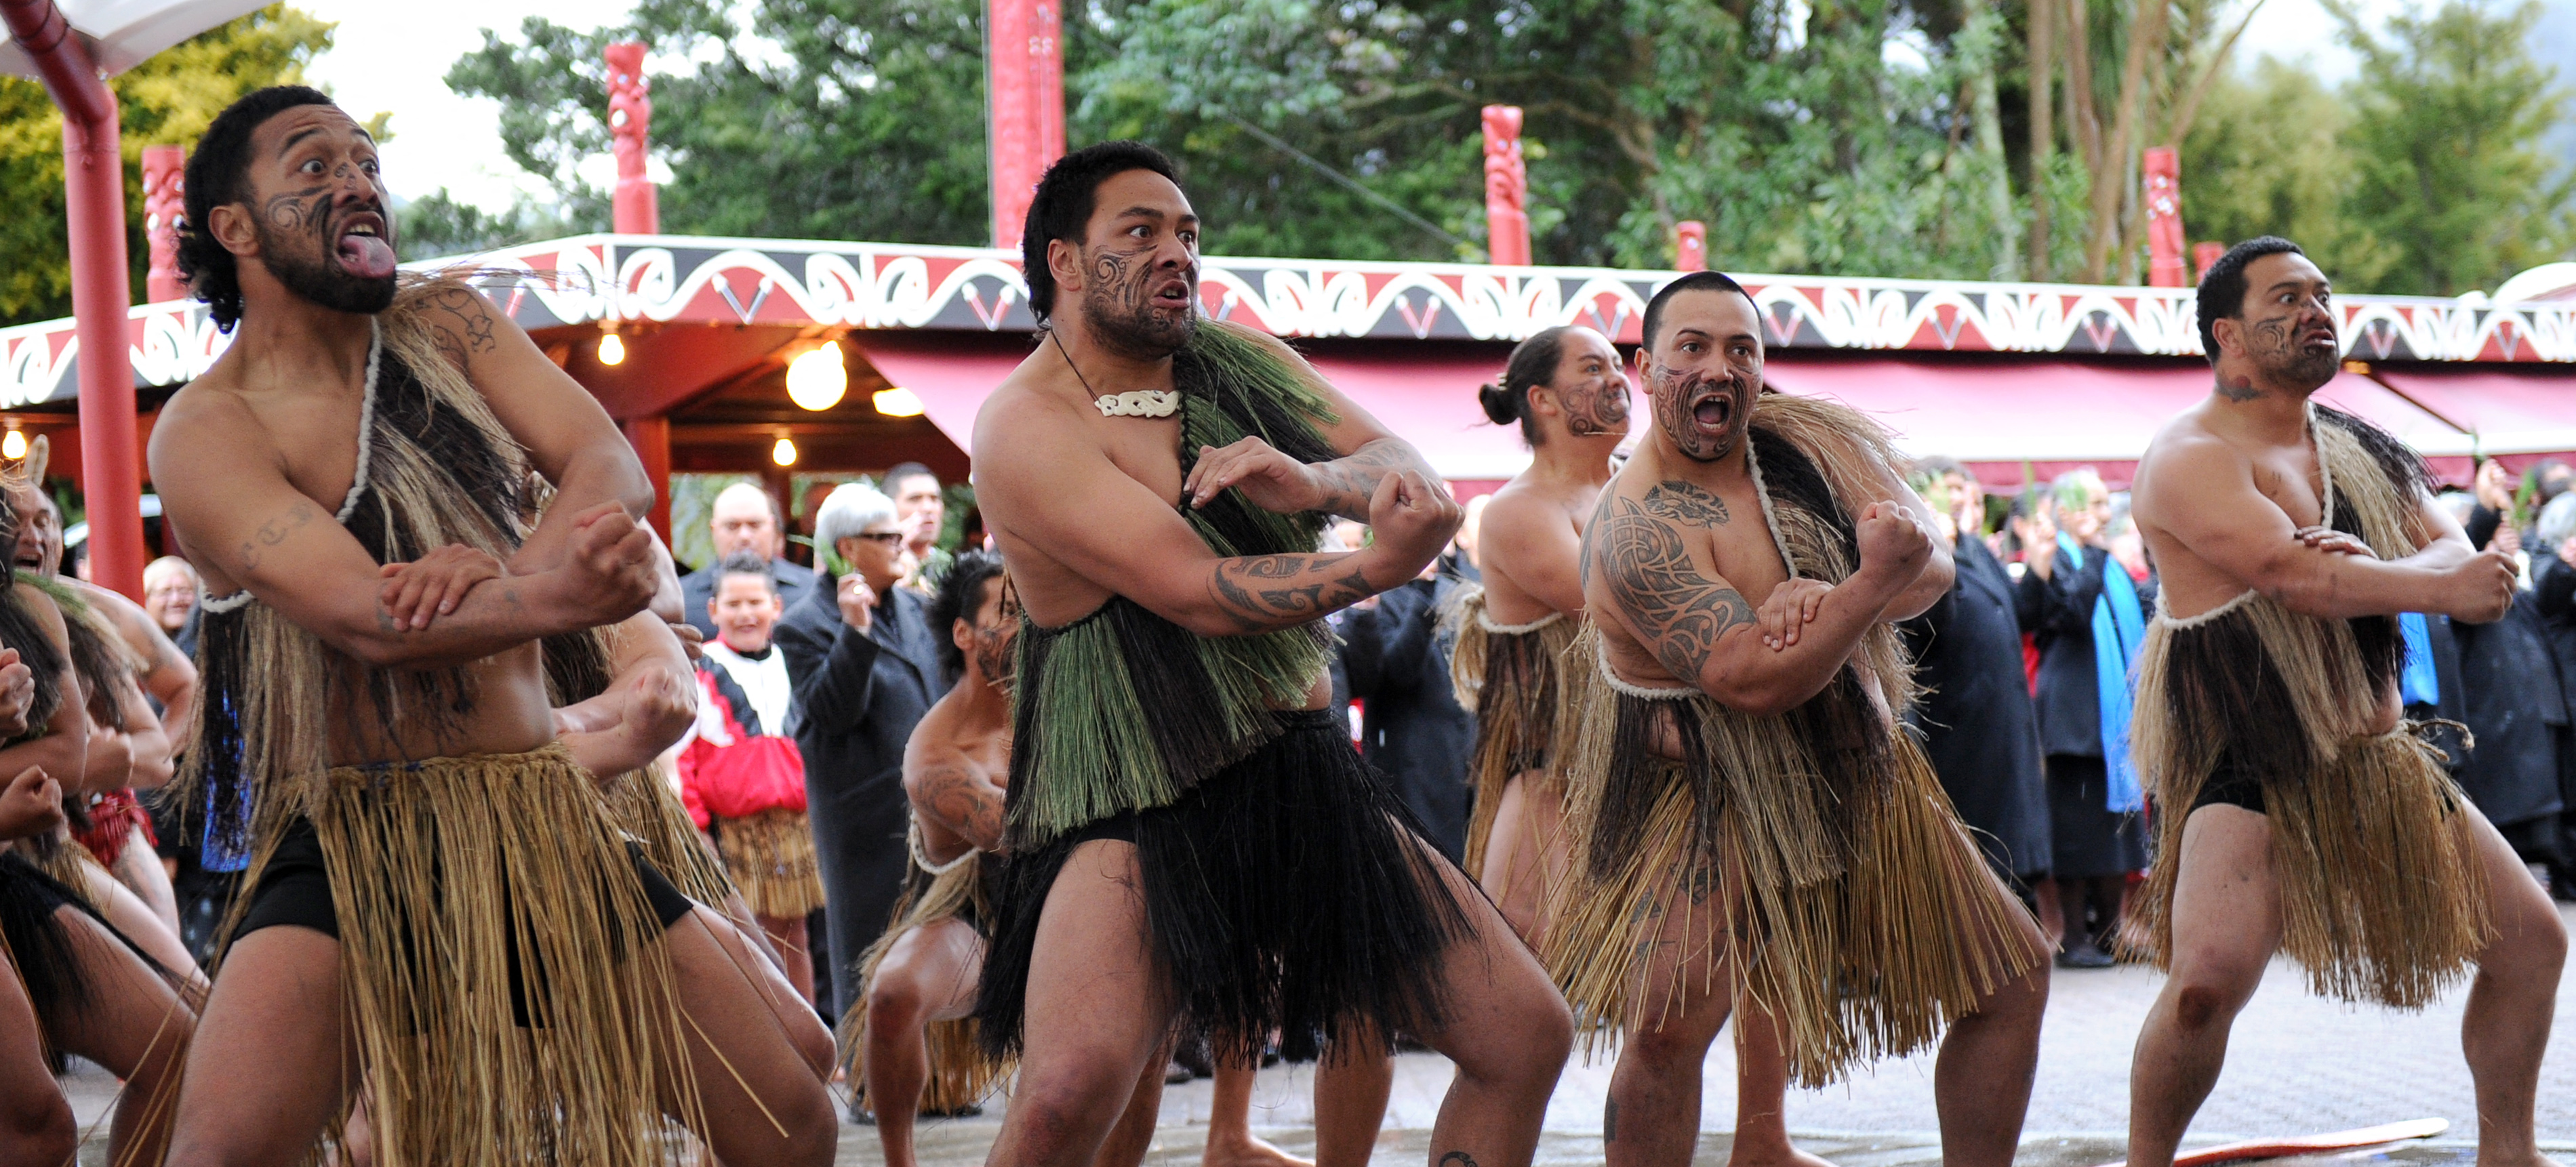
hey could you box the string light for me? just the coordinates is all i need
[871,387,925,417]
[786,342,847,411]
[1,430,24,460]
[771,436,799,467]
[597,333,626,366]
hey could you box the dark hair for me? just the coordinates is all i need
[883,462,939,495]
[1478,327,1577,447]
[2195,236,2306,360]
[712,550,778,594]
[1021,141,1182,323]
[180,85,342,334]
[1641,270,1753,355]
[929,550,1007,682]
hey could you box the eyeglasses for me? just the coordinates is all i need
[851,531,905,546]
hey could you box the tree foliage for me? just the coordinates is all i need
[0,5,337,326]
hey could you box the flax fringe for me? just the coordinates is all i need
[837,857,1010,1115]
[236,745,702,1166]
[715,807,827,918]
[1445,586,1579,875]
[603,760,738,909]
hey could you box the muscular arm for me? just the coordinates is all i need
[1241,329,1443,523]
[0,592,88,788]
[902,747,1005,855]
[1479,494,1589,616]
[148,391,656,671]
[553,613,698,776]
[1589,486,1920,719]
[2139,435,2495,621]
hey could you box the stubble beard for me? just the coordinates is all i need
[256,211,396,316]
[1079,246,1197,360]
[2247,311,2339,392]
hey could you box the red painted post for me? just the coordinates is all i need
[606,42,658,235]
[2144,146,2186,289]
[986,0,1063,249]
[1482,105,1529,266]
[143,144,186,304]
[2193,241,2225,283]
[3,0,145,600]
[1032,1,1064,163]
[1675,221,1708,272]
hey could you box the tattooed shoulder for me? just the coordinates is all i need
[1597,494,1752,684]
[422,287,500,373]
[1641,480,1731,526]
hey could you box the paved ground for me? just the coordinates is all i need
[63,904,2576,1166]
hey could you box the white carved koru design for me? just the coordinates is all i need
[1094,390,1179,417]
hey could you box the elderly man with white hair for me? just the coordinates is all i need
[774,481,950,1033]
[681,480,817,640]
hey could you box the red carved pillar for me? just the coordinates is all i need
[987,0,1064,249]
[622,415,672,542]
[605,42,658,234]
[1482,105,1529,266]
[1674,221,1708,271]
[2144,146,2186,288]
[142,144,186,304]
[2193,241,2225,283]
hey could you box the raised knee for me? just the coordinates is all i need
[773,1078,840,1167]
[2171,981,2245,1032]
[866,976,923,1025]
[3,1091,77,1167]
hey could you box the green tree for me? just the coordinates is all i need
[398,190,597,261]
[0,4,338,325]
[2329,0,2574,295]
[2179,57,2392,288]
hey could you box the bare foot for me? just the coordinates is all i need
[1725,1142,1836,1167]
[1204,1132,1314,1167]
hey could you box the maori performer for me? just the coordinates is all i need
[1454,324,1623,945]
[1551,271,2048,1167]
[149,87,834,1166]
[0,493,193,1167]
[970,141,1571,1166]
[2124,238,2561,1167]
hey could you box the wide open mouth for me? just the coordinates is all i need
[335,210,396,279]
[1148,273,1193,310]
[1689,384,1735,434]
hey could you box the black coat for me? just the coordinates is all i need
[773,580,947,1015]
[2015,545,2156,760]
[1336,573,1476,863]
[681,556,817,641]
[2453,588,2567,836]
[1901,535,2052,881]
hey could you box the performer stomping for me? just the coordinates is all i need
[1554,271,2049,1167]
[2123,238,2560,1167]
[150,87,833,1166]
[970,142,1571,1166]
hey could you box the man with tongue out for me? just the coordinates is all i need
[145,87,836,1167]
[1549,270,2051,1167]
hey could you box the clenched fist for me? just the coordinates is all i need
[566,502,660,623]
[2444,548,2518,624]
[0,766,62,842]
[1365,470,1463,581]
[1855,500,1932,581]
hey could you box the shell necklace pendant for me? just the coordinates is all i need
[1053,331,1180,419]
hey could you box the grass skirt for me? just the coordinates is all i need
[1544,628,2039,1088]
[1445,587,1578,878]
[222,744,703,1166]
[2127,593,2491,1008]
[838,856,1011,1115]
[974,709,1471,1066]
[713,807,827,918]
[601,761,737,910]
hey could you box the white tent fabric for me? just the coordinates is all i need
[0,0,268,79]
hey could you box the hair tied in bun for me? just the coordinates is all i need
[1476,382,1520,427]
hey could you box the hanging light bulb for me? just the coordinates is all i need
[871,387,925,417]
[771,435,799,467]
[1,430,24,461]
[597,332,626,366]
[786,341,847,411]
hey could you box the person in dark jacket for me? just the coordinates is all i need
[681,481,817,640]
[1337,560,1478,863]
[2442,489,2569,871]
[2533,495,2576,899]
[1901,459,2051,892]
[2016,468,2153,968]
[776,482,949,1028]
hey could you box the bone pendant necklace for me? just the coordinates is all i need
[1054,331,1179,419]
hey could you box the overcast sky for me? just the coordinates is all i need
[294,0,2548,216]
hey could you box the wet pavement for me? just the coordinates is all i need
[64,904,2576,1165]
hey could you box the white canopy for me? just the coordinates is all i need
[0,0,268,79]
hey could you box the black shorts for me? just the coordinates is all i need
[236,818,697,941]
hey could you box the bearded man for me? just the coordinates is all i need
[147,86,834,1167]
[2122,237,2559,1167]
[968,140,1572,1167]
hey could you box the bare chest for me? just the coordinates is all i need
[244,389,366,514]
[1093,412,1187,504]
[2251,449,2329,528]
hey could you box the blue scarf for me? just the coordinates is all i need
[2063,533,2147,813]
[2398,611,2440,707]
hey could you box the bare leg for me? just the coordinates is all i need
[0,926,78,1167]
[49,907,196,1167]
[1314,1040,1394,1167]
[1477,772,1568,951]
[2453,802,2567,1167]
[863,917,984,1167]
[77,857,207,998]
[165,926,354,1167]
[1205,1060,1314,1167]
[113,823,182,935]
[2126,806,2281,1167]
[655,905,839,1166]
[1929,865,2050,1167]
[1726,1008,1834,1167]
[759,911,818,1003]
[1603,863,1733,1167]
[1096,1046,1175,1167]
[1409,834,1575,1167]
[988,840,1179,1167]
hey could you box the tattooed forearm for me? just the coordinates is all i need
[1207,553,1376,632]
[1596,494,1753,684]
[1305,439,1422,519]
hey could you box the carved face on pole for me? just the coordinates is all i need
[1639,288,1763,464]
